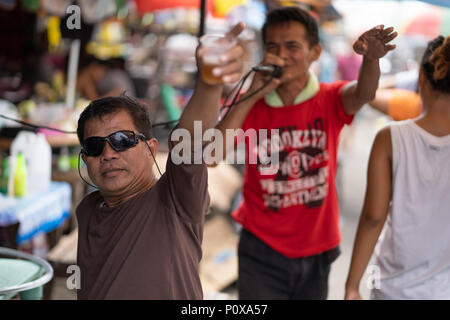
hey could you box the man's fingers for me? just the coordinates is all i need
[261,53,285,69]
[223,73,243,84]
[381,26,394,37]
[257,78,281,95]
[219,44,244,64]
[213,60,243,79]
[385,44,396,51]
[226,21,245,40]
[367,25,384,36]
[266,78,281,91]
[382,31,398,44]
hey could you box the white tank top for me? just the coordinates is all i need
[372,120,450,299]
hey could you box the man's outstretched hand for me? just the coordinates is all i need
[353,25,398,60]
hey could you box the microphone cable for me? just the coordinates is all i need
[77,152,97,189]
[220,69,276,119]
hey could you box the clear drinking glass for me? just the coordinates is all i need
[199,34,237,85]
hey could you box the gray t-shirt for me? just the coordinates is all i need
[76,153,209,299]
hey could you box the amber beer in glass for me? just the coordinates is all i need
[202,59,222,85]
[200,34,236,85]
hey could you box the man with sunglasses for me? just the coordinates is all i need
[74,23,246,300]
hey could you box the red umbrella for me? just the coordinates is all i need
[134,0,213,15]
[404,7,450,39]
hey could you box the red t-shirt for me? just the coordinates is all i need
[232,81,353,258]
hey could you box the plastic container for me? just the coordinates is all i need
[10,131,52,195]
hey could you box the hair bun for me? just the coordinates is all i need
[430,36,450,81]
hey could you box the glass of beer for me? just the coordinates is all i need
[200,34,237,85]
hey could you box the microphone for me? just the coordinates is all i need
[252,65,283,78]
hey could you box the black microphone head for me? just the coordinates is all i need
[253,65,283,78]
[272,65,283,79]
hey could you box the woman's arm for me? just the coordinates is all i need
[344,127,393,299]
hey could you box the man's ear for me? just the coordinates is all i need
[146,138,159,157]
[81,152,86,163]
[310,43,322,63]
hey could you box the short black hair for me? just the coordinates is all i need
[262,6,319,47]
[77,95,153,144]
[421,35,450,94]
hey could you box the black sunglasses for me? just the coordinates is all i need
[81,130,146,157]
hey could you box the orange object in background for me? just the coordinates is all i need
[388,89,423,121]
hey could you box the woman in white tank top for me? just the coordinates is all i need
[345,35,450,300]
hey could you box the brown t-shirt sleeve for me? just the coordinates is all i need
[163,127,210,224]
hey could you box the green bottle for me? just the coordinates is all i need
[14,153,27,198]
[0,157,9,195]
[57,147,70,172]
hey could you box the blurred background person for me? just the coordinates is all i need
[76,19,136,100]
[76,56,136,100]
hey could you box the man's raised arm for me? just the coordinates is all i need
[341,25,398,115]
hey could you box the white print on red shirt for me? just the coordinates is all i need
[252,118,329,212]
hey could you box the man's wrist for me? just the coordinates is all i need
[195,77,225,91]
[362,55,380,63]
